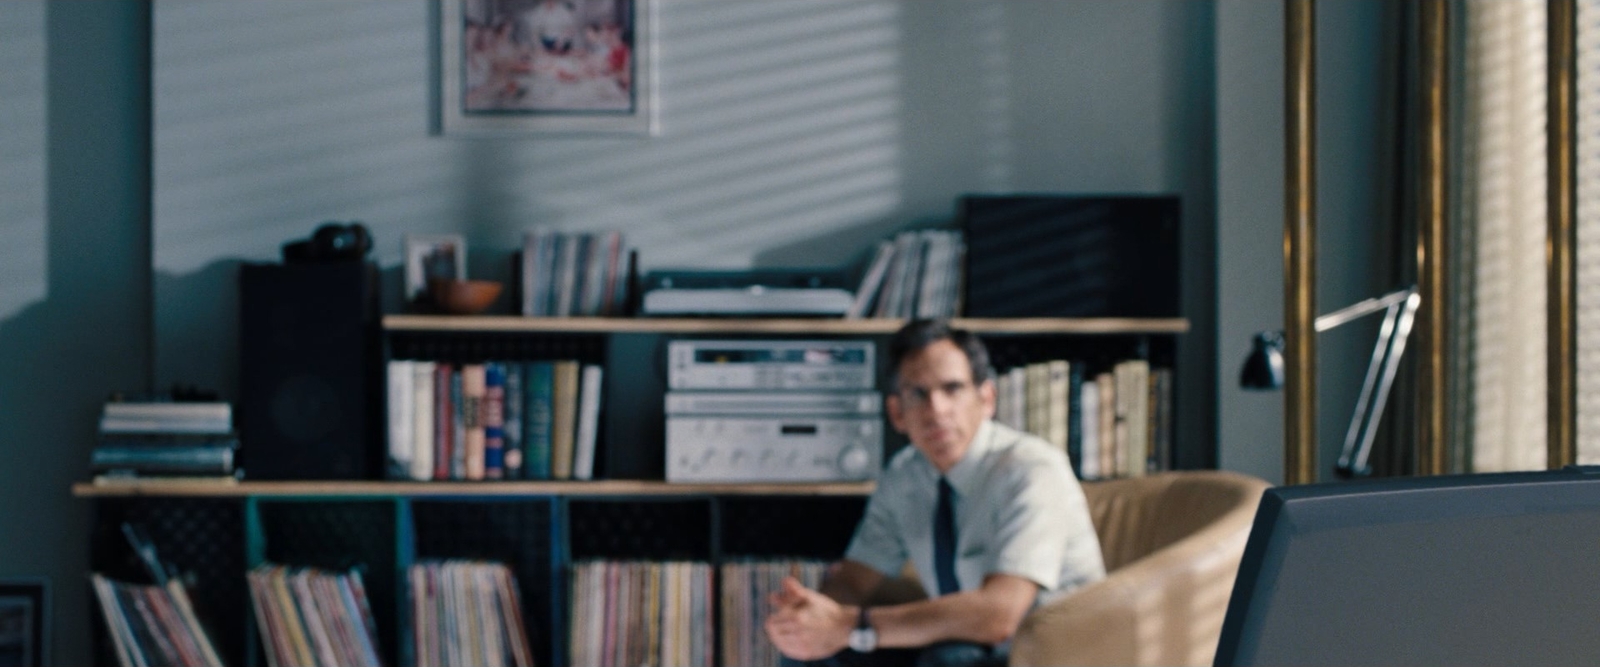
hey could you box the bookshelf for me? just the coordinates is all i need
[82,315,1194,667]
[77,481,873,667]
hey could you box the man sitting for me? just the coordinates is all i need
[766,319,1106,667]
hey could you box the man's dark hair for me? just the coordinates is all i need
[885,319,994,392]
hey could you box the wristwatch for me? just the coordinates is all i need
[848,606,878,653]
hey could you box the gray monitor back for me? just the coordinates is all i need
[1214,467,1600,667]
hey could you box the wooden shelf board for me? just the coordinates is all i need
[382,315,1190,335]
[72,479,875,498]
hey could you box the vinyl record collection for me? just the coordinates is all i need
[246,564,382,667]
[410,560,535,667]
[92,574,226,667]
[567,560,713,667]
[719,560,828,667]
[93,523,225,667]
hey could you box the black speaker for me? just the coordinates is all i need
[962,194,1181,317]
[239,261,383,480]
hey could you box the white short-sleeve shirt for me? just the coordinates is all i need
[844,420,1106,604]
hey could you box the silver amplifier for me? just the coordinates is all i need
[667,339,876,391]
[665,416,882,483]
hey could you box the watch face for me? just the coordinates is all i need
[848,627,877,653]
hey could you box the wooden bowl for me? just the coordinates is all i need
[429,279,503,315]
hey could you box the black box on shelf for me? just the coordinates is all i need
[239,261,383,480]
[962,194,1181,318]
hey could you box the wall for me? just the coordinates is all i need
[1216,0,1393,484]
[0,3,152,665]
[1215,0,1285,482]
[149,0,1219,465]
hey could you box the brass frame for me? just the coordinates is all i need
[1548,0,1578,469]
[1284,0,1317,486]
[1416,0,1448,476]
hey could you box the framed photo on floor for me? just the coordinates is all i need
[437,0,658,136]
[0,579,47,667]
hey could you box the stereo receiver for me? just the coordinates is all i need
[667,339,875,391]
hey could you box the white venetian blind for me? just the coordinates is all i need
[1577,0,1600,463]
[1458,0,1548,472]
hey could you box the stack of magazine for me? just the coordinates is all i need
[410,560,534,667]
[247,564,382,667]
[93,396,238,481]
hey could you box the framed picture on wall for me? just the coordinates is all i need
[436,0,658,136]
[0,579,47,667]
[404,233,467,305]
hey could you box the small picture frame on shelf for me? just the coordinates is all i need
[0,579,47,667]
[404,233,467,306]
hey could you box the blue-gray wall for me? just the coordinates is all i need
[0,2,1398,664]
[0,2,152,664]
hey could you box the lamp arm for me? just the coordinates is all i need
[1336,291,1421,477]
[1315,286,1420,332]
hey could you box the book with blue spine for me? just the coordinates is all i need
[523,361,555,480]
[483,363,506,480]
[502,362,524,479]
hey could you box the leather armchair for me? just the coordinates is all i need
[865,470,1270,667]
[1009,470,1271,667]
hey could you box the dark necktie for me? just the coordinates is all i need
[934,476,959,595]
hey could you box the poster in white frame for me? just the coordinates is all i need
[436,0,658,136]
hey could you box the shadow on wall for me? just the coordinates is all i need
[0,297,123,667]
[154,260,246,404]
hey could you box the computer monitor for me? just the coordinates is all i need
[1214,466,1600,667]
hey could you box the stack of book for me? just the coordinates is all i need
[410,560,534,667]
[93,399,239,481]
[246,564,382,667]
[568,560,713,667]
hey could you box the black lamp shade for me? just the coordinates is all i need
[1240,331,1285,390]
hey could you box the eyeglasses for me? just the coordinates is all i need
[895,380,976,408]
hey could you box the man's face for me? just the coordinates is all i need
[886,339,996,472]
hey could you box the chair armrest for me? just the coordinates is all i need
[1009,502,1257,667]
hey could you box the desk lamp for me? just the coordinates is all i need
[1240,286,1420,478]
